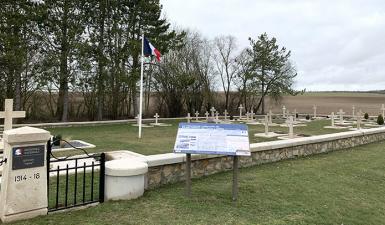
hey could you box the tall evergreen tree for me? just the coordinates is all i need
[247,33,298,114]
[38,0,87,121]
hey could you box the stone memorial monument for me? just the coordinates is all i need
[0,127,51,223]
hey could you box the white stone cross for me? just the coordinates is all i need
[154,113,160,125]
[205,111,209,121]
[224,109,228,120]
[356,111,362,129]
[210,107,216,118]
[0,99,26,131]
[268,110,273,124]
[186,113,191,123]
[264,115,269,135]
[238,104,244,119]
[313,105,317,118]
[352,105,355,117]
[381,104,385,117]
[215,112,219,124]
[195,111,199,121]
[282,105,286,118]
[246,112,250,121]
[250,109,255,121]
[331,112,335,127]
[287,116,294,138]
[337,109,345,124]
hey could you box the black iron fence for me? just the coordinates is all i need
[46,140,105,213]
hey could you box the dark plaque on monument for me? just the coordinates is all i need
[12,145,45,170]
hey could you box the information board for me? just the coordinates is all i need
[12,145,45,170]
[174,123,250,156]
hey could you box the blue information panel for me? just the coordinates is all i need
[174,123,250,156]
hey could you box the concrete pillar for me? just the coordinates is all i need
[0,127,50,223]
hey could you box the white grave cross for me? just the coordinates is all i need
[250,109,255,121]
[210,107,216,118]
[381,104,385,117]
[215,112,219,124]
[195,111,199,121]
[287,116,294,138]
[313,105,317,118]
[224,110,228,120]
[154,113,160,125]
[356,111,362,129]
[352,105,355,117]
[238,104,244,119]
[331,112,335,127]
[0,99,26,131]
[205,111,209,122]
[337,109,345,124]
[264,115,269,135]
[282,105,286,118]
[186,113,191,123]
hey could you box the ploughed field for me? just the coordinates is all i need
[47,119,352,156]
[11,140,385,225]
[267,92,385,116]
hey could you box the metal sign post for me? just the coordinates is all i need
[175,123,250,201]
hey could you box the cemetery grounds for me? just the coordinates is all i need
[8,139,385,225]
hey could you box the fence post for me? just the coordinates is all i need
[46,139,51,207]
[99,153,106,203]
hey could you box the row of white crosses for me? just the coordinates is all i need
[0,99,26,132]
[188,109,231,123]
[238,104,257,121]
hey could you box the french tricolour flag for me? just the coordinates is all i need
[143,37,161,62]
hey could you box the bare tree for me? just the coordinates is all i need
[213,35,238,110]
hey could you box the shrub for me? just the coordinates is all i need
[52,134,62,146]
[296,113,299,118]
[305,114,310,120]
[377,114,384,125]
[364,113,369,120]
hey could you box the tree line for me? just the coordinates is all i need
[0,0,299,122]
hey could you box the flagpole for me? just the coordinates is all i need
[138,33,144,139]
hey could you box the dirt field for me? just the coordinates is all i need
[267,92,385,116]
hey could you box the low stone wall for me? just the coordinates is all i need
[144,127,385,189]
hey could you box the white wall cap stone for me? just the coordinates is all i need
[105,159,148,176]
[250,128,385,152]
[145,153,185,167]
[362,127,385,135]
[105,150,146,162]
[3,126,50,144]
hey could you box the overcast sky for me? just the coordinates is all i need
[160,0,385,91]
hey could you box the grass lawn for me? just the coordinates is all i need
[10,140,385,225]
[47,119,350,156]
